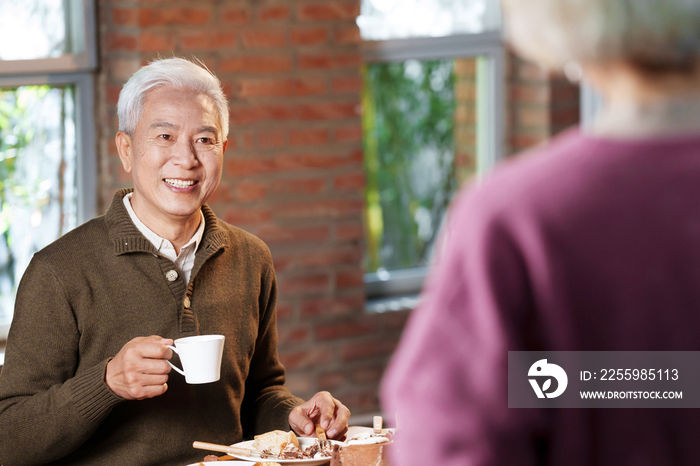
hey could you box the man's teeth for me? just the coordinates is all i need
[165,179,196,188]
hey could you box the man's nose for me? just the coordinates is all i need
[171,139,198,168]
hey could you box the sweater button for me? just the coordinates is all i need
[166,270,178,282]
[183,296,191,309]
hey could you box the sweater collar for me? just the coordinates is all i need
[106,188,228,256]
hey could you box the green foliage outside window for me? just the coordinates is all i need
[362,59,458,273]
[0,87,47,291]
[0,86,50,232]
[0,85,76,320]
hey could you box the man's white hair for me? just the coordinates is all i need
[117,57,229,139]
[501,0,700,70]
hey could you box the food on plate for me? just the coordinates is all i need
[198,456,285,464]
[252,430,300,457]
[305,441,335,458]
[280,442,305,460]
[251,430,333,459]
[278,439,334,459]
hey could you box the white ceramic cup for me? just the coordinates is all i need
[167,334,225,384]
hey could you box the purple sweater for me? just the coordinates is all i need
[381,129,700,466]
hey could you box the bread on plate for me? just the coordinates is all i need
[252,430,300,457]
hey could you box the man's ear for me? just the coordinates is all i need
[115,131,134,173]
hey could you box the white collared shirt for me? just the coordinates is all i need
[123,193,205,285]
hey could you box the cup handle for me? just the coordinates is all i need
[166,345,185,376]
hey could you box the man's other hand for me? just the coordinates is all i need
[289,391,351,440]
[105,335,174,400]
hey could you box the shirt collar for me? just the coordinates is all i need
[122,192,205,255]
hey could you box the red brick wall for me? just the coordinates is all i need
[506,52,580,156]
[95,0,580,418]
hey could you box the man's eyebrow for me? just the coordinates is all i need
[197,125,219,135]
[149,121,178,131]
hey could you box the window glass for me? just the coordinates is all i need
[363,57,480,273]
[0,85,78,321]
[358,0,501,40]
[0,0,70,60]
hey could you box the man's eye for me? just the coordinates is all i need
[197,137,215,144]
[158,134,172,140]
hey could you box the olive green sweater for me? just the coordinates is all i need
[0,189,303,465]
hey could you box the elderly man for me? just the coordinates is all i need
[0,58,349,465]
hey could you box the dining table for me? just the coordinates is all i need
[189,426,385,465]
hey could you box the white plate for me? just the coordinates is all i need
[227,437,342,465]
[187,462,256,465]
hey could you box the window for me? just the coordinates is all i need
[359,0,504,312]
[581,85,604,129]
[0,0,97,337]
[363,58,459,275]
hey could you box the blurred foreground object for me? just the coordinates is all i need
[382,1,700,465]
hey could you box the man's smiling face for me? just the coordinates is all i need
[116,85,226,231]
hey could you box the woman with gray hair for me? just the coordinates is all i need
[381,1,700,465]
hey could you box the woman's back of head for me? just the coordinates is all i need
[502,0,700,73]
